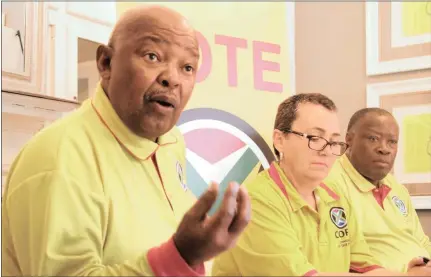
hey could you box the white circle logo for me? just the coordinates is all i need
[392,196,407,216]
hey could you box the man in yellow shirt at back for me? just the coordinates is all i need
[1,5,251,276]
[325,108,431,273]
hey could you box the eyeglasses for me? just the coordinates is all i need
[281,129,349,156]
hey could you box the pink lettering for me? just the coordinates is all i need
[196,31,212,83]
[253,41,283,93]
[215,35,248,87]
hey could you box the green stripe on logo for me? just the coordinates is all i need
[208,148,259,216]
[186,160,209,197]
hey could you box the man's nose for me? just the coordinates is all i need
[377,141,391,155]
[157,65,180,89]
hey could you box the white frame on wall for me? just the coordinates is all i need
[365,2,431,76]
[367,77,431,210]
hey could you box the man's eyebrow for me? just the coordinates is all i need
[187,47,199,59]
[137,34,199,59]
[365,126,398,138]
[138,35,169,45]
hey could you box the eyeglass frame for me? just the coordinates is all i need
[279,129,349,156]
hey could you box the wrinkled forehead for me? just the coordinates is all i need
[117,16,199,57]
[358,113,399,135]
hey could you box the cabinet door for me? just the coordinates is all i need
[66,2,116,26]
[47,9,113,101]
[2,2,46,95]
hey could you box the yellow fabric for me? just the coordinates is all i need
[325,154,431,272]
[212,162,379,276]
[1,84,196,276]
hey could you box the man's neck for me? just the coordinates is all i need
[366,177,381,187]
[345,153,382,188]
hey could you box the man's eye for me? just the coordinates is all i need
[184,65,194,73]
[144,53,159,62]
[368,136,378,142]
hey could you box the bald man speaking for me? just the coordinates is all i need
[1,6,250,276]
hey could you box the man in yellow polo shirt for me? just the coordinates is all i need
[325,108,431,274]
[1,6,250,276]
[212,94,422,276]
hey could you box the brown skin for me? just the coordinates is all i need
[96,6,251,268]
[346,113,399,186]
[97,6,199,141]
[174,182,251,267]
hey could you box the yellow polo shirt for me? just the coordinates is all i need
[1,84,205,276]
[212,162,381,276]
[325,154,431,272]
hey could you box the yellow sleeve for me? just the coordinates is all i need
[323,167,352,200]
[348,202,382,273]
[405,190,431,257]
[3,170,204,276]
[218,193,317,276]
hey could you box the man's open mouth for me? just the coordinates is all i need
[153,100,174,108]
[147,95,176,109]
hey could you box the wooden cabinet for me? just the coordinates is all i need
[47,9,113,101]
[46,3,114,102]
[64,2,116,26]
[2,2,46,95]
[1,2,115,101]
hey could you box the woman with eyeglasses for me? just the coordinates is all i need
[211,93,422,276]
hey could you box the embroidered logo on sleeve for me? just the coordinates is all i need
[330,207,348,229]
[392,196,407,216]
[176,161,188,192]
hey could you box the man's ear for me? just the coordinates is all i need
[96,45,114,81]
[345,131,354,148]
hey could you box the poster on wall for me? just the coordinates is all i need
[366,2,431,75]
[117,2,295,208]
[393,105,431,185]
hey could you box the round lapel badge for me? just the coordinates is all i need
[392,196,407,216]
[330,207,348,229]
[176,161,187,192]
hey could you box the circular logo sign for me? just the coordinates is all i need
[177,108,275,213]
[176,161,187,192]
[330,207,348,229]
[392,196,407,216]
